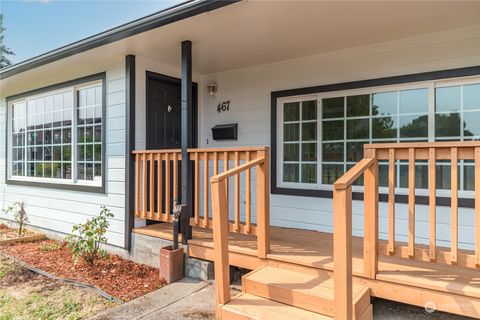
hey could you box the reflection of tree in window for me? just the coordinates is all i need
[435,113,473,137]
[400,115,428,138]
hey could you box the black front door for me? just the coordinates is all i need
[146,76,181,149]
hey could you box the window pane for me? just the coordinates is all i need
[463,111,480,138]
[436,162,451,190]
[346,164,363,186]
[399,88,428,114]
[436,86,461,112]
[322,120,344,141]
[322,97,344,119]
[302,143,317,161]
[284,123,299,141]
[347,95,369,117]
[283,164,299,182]
[378,162,389,188]
[346,141,367,162]
[346,118,369,140]
[464,164,474,191]
[372,91,396,116]
[302,122,316,141]
[302,100,317,120]
[372,116,397,139]
[284,143,299,161]
[399,162,428,189]
[399,115,428,138]
[322,164,344,184]
[435,113,461,138]
[301,164,316,184]
[323,142,343,162]
[284,102,299,121]
[464,84,480,110]
[94,144,102,162]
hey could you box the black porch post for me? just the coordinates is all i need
[180,40,193,245]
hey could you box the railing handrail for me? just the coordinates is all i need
[366,141,480,149]
[132,146,269,154]
[211,157,264,183]
[333,158,374,190]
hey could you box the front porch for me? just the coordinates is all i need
[132,142,480,319]
[134,222,480,318]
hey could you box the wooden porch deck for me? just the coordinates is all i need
[134,223,480,318]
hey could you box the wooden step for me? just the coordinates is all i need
[221,293,333,320]
[243,265,371,319]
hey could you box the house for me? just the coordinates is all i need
[2,0,480,319]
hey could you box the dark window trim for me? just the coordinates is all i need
[5,72,107,193]
[271,65,480,208]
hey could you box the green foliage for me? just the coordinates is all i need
[3,202,29,236]
[39,241,63,252]
[65,206,114,266]
[0,14,15,69]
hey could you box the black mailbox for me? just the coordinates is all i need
[212,123,238,140]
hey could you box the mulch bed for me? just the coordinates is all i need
[0,223,38,241]
[0,239,166,301]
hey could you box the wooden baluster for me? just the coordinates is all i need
[364,148,378,279]
[224,151,229,222]
[203,152,209,228]
[408,148,415,258]
[157,153,163,220]
[429,148,437,261]
[194,152,200,226]
[234,151,240,232]
[388,148,395,255]
[142,153,147,219]
[173,152,178,205]
[451,147,458,265]
[211,178,231,316]
[165,153,171,221]
[134,153,139,217]
[475,147,480,266]
[213,152,218,228]
[149,153,154,219]
[333,186,353,320]
[256,150,270,259]
[245,151,251,233]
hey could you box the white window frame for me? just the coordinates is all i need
[7,79,104,188]
[276,75,480,199]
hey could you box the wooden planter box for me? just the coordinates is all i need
[0,232,46,245]
[159,245,184,284]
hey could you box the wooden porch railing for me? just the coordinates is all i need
[133,147,269,235]
[333,141,480,320]
[210,148,270,316]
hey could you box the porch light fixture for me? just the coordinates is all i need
[207,82,217,96]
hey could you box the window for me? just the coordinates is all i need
[276,76,480,194]
[8,77,104,189]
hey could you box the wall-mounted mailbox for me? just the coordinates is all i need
[212,123,238,140]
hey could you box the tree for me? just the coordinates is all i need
[0,14,15,69]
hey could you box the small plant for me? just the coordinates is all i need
[3,201,29,236]
[65,206,114,266]
[39,241,63,252]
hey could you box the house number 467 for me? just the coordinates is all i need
[217,101,230,113]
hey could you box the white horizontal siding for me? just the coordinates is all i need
[0,60,127,247]
[198,25,480,250]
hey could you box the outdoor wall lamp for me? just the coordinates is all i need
[207,82,217,96]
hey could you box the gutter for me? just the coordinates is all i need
[0,0,240,79]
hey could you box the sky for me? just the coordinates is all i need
[1,0,185,64]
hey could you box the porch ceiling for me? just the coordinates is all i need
[2,0,480,95]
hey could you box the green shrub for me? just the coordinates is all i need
[3,202,28,236]
[65,206,114,266]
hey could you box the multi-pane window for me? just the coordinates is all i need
[277,78,480,192]
[77,85,103,182]
[282,100,317,184]
[9,80,103,186]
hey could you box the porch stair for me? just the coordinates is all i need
[220,265,373,319]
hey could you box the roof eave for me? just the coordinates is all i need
[0,0,240,80]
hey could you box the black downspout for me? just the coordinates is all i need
[124,55,136,251]
[178,40,193,247]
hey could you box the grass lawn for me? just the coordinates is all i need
[0,255,118,320]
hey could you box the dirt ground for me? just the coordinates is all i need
[0,255,118,320]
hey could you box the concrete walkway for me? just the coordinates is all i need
[90,278,471,320]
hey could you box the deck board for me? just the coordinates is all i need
[133,223,480,300]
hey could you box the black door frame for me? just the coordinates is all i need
[145,71,198,149]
